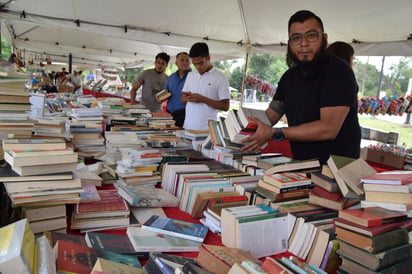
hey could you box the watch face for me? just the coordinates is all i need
[273,128,284,141]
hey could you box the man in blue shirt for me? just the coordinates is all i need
[163,52,191,127]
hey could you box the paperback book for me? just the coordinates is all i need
[142,215,208,242]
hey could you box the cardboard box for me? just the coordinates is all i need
[361,148,405,169]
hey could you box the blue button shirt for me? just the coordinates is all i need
[164,70,190,112]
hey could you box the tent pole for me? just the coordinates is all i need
[239,51,249,107]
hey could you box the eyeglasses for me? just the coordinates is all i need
[289,30,324,46]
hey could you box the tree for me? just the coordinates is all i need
[383,57,412,96]
[247,54,287,84]
[1,36,12,61]
[353,60,380,97]
[120,67,143,85]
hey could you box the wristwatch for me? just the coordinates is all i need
[272,127,284,141]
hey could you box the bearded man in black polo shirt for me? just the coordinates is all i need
[241,10,361,164]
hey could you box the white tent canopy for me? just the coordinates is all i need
[1,0,412,68]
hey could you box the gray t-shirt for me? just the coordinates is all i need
[137,69,168,112]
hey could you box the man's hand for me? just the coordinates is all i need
[240,117,274,152]
[185,92,205,103]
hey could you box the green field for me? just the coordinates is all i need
[358,115,412,148]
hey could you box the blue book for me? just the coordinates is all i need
[142,215,208,242]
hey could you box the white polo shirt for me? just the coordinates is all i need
[182,67,230,130]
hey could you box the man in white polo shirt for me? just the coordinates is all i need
[181,42,230,130]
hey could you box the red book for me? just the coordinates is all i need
[338,206,408,227]
[334,217,405,237]
[206,195,248,208]
[361,171,412,185]
[311,186,342,201]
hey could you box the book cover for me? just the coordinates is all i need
[257,155,294,170]
[0,219,36,274]
[326,155,361,199]
[126,226,201,252]
[196,244,261,274]
[336,157,377,195]
[336,226,409,253]
[262,158,320,175]
[142,215,208,242]
[85,232,141,255]
[75,189,129,219]
[262,172,312,189]
[361,171,412,185]
[338,206,408,227]
[56,240,142,273]
[117,185,179,207]
[261,257,294,273]
[91,257,145,274]
[338,241,412,271]
[334,217,405,237]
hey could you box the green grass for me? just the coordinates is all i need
[358,115,412,148]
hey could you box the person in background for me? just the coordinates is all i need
[8,53,17,65]
[66,69,83,94]
[181,42,230,130]
[162,52,191,127]
[327,41,355,67]
[241,10,361,164]
[129,52,170,111]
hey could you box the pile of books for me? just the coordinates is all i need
[69,109,105,153]
[2,138,77,176]
[360,170,412,215]
[70,189,131,232]
[335,206,412,273]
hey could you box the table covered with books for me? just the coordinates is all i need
[1,86,411,273]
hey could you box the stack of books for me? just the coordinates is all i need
[360,170,412,215]
[70,189,131,232]
[116,147,162,180]
[2,138,77,176]
[256,171,313,205]
[200,193,248,234]
[335,206,412,273]
[69,107,105,153]
[0,70,32,136]
[96,97,126,115]
[146,112,177,129]
[117,184,180,207]
[32,117,70,138]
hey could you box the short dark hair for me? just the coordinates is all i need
[327,41,354,65]
[189,42,209,58]
[156,52,170,64]
[288,10,324,33]
[176,52,189,58]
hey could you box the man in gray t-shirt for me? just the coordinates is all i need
[130,52,170,112]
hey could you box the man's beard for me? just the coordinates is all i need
[286,39,328,78]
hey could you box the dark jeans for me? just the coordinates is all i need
[169,109,185,127]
